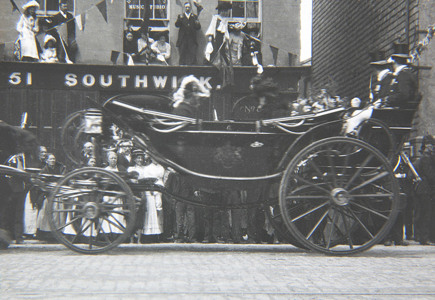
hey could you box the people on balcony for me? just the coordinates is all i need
[150,31,171,65]
[39,34,59,63]
[136,29,154,64]
[175,1,202,65]
[45,0,77,63]
[16,1,40,62]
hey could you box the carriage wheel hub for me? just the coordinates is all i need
[83,202,100,219]
[330,188,351,206]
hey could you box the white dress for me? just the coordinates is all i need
[128,163,165,235]
[16,14,39,60]
[101,165,126,234]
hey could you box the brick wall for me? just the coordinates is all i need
[312,0,419,100]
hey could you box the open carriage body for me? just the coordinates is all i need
[32,92,410,256]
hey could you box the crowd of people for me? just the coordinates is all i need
[13,0,263,67]
[15,0,76,63]
[3,140,279,246]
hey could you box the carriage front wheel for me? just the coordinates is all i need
[47,167,137,254]
[279,137,400,255]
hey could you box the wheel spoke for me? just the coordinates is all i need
[102,215,126,232]
[89,223,94,250]
[52,209,82,213]
[291,201,329,222]
[285,195,330,200]
[55,215,83,231]
[339,207,354,249]
[349,171,389,193]
[306,208,329,240]
[292,174,331,194]
[345,207,374,239]
[352,193,394,198]
[350,202,389,220]
[307,159,334,189]
[71,219,92,244]
[326,209,337,249]
[345,154,374,190]
[325,146,337,187]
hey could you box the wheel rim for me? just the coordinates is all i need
[356,118,395,161]
[279,137,400,255]
[264,183,308,249]
[47,167,136,254]
[61,110,87,166]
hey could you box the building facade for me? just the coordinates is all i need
[0,0,309,162]
[311,0,435,136]
[0,0,302,67]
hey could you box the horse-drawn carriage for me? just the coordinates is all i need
[1,92,416,255]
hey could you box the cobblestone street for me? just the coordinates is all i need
[1,242,435,299]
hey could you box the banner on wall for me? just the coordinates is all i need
[0,62,307,93]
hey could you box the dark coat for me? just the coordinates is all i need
[49,11,76,43]
[389,67,418,107]
[175,13,201,47]
[414,154,435,195]
[175,13,201,65]
[370,71,394,102]
[172,102,198,118]
[47,11,77,62]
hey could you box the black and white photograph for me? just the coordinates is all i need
[1,0,435,298]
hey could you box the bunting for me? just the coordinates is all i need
[110,50,120,64]
[75,14,85,31]
[127,54,135,66]
[411,24,435,64]
[288,52,297,66]
[270,45,279,66]
[10,0,20,13]
[96,0,108,23]
[6,0,300,66]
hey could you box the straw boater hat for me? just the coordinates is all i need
[231,22,246,31]
[132,149,146,157]
[44,34,56,47]
[369,59,392,69]
[390,53,411,65]
[22,0,40,10]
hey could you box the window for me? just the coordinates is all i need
[38,0,75,16]
[223,0,262,38]
[125,0,169,31]
[229,0,261,21]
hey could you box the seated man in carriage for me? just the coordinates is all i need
[231,75,292,121]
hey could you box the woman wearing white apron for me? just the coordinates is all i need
[100,151,126,236]
[128,150,165,242]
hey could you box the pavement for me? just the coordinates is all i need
[1,240,435,299]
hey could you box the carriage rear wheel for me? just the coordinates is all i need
[264,182,308,249]
[356,118,396,161]
[61,110,88,166]
[279,137,400,255]
[47,167,137,254]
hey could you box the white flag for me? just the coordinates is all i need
[127,54,134,66]
[75,14,83,31]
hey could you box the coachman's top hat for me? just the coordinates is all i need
[389,42,411,64]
